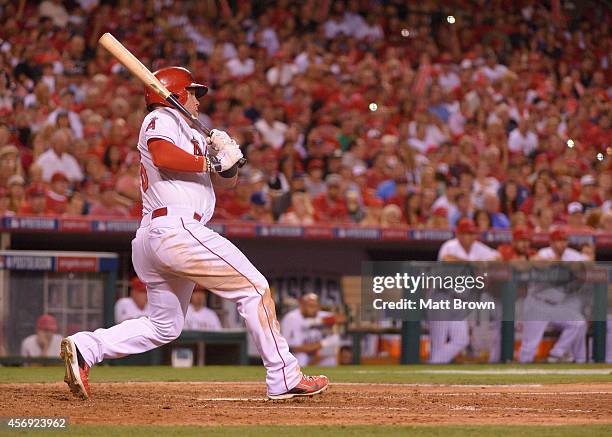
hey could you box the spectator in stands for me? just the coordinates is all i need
[266,51,299,87]
[45,172,69,215]
[428,206,449,229]
[243,192,274,223]
[312,174,348,223]
[7,175,26,214]
[34,129,83,183]
[281,293,341,367]
[520,179,552,217]
[0,0,608,241]
[482,192,510,229]
[115,277,148,324]
[279,191,315,225]
[0,144,22,188]
[46,89,83,139]
[226,44,255,79]
[473,209,491,232]
[577,175,601,210]
[63,192,86,217]
[450,192,473,227]
[88,181,129,217]
[255,108,287,150]
[184,286,222,331]
[361,197,384,227]
[114,152,142,212]
[380,204,403,228]
[498,180,527,218]
[566,202,590,231]
[19,184,52,216]
[20,314,63,358]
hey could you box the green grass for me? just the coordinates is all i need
[2,425,612,437]
[0,364,611,385]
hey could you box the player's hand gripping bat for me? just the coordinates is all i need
[98,32,246,169]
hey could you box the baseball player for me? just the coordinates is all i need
[114,277,149,324]
[60,67,328,400]
[184,286,222,331]
[518,227,590,363]
[281,293,341,367]
[498,226,536,261]
[430,218,500,363]
[21,314,63,358]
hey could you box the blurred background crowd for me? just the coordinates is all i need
[0,0,610,233]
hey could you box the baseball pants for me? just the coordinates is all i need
[428,320,470,364]
[607,318,612,363]
[71,213,302,396]
[518,320,587,363]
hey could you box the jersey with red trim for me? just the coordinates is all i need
[137,107,215,222]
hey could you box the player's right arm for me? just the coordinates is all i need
[144,110,241,173]
[148,138,207,172]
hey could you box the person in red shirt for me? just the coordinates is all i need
[498,226,536,261]
[217,177,252,220]
[88,181,129,217]
[19,184,53,216]
[46,172,69,214]
[312,174,348,223]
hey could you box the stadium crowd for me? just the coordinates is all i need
[0,0,610,234]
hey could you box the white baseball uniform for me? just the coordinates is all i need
[184,304,222,331]
[114,297,149,324]
[518,247,588,363]
[430,239,499,364]
[21,333,63,358]
[281,308,337,367]
[606,316,612,364]
[70,107,301,396]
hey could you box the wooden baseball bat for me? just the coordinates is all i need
[98,32,246,167]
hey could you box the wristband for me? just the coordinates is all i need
[219,163,238,178]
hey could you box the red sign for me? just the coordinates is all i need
[381,228,409,240]
[225,223,257,237]
[303,226,334,239]
[57,257,98,272]
[59,219,92,232]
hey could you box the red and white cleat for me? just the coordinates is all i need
[268,374,329,400]
[60,337,91,400]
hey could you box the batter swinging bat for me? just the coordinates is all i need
[98,32,246,168]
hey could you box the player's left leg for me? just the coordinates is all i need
[549,320,587,363]
[61,220,196,399]
[606,318,612,364]
[70,276,194,366]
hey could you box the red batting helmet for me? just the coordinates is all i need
[144,66,208,110]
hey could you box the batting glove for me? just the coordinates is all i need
[206,147,243,173]
[208,129,238,152]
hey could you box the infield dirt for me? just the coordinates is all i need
[1,382,611,426]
